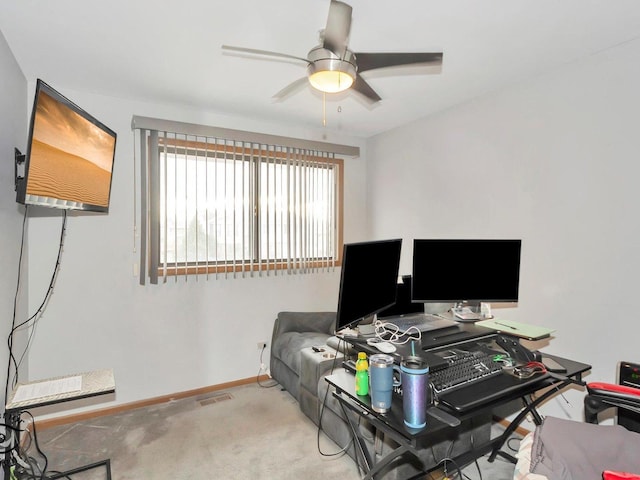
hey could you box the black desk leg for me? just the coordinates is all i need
[488,379,574,463]
[47,459,112,480]
[337,398,372,475]
[335,393,422,480]
[2,410,111,480]
[522,395,544,425]
[364,445,413,480]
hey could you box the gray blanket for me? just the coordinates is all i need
[530,416,640,480]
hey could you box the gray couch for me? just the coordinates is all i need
[270,311,338,402]
[270,311,491,479]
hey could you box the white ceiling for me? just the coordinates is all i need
[2,0,640,138]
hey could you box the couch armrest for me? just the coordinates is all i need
[272,311,336,339]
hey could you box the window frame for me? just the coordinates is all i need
[149,135,345,279]
[133,116,358,285]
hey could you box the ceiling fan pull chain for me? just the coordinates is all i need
[322,93,327,127]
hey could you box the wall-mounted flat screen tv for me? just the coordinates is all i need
[16,79,117,213]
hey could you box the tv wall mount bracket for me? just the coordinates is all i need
[14,148,25,192]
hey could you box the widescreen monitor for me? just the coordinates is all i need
[335,239,402,333]
[412,239,522,308]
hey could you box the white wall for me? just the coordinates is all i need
[0,31,27,409]
[22,89,368,413]
[12,26,640,425]
[367,37,640,422]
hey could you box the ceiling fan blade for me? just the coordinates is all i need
[354,52,443,73]
[351,75,381,103]
[222,45,309,64]
[323,0,352,58]
[273,77,309,101]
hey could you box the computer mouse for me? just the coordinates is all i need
[375,342,397,353]
[367,338,397,353]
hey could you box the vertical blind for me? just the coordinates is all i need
[132,116,359,285]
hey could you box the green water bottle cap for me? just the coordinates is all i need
[358,352,367,359]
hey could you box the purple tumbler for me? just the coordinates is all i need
[400,356,430,429]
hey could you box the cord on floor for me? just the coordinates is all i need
[256,344,278,388]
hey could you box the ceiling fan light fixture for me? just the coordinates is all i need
[309,69,354,93]
[307,46,357,94]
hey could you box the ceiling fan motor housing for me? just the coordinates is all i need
[222,0,443,102]
[307,45,357,93]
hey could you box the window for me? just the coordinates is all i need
[158,137,342,275]
[133,117,358,284]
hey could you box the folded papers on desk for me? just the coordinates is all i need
[475,319,555,340]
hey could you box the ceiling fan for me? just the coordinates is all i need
[222,0,443,103]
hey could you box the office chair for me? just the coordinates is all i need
[514,361,640,480]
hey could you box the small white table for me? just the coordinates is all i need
[4,369,116,479]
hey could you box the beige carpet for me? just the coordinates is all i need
[30,383,359,480]
[26,381,518,479]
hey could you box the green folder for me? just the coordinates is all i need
[475,318,555,341]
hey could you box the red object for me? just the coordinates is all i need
[588,382,640,397]
[602,471,640,480]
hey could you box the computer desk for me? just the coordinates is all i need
[345,321,501,365]
[327,335,591,480]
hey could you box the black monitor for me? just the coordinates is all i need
[335,239,402,333]
[412,239,522,310]
[377,275,424,318]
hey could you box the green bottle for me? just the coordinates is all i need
[355,352,369,396]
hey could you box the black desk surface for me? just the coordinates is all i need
[327,336,591,478]
[436,352,590,413]
[343,322,496,371]
[341,322,591,415]
[328,351,590,427]
[326,369,451,441]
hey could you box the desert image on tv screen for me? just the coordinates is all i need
[26,90,115,208]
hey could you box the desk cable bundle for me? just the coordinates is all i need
[371,319,422,346]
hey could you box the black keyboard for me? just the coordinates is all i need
[430,348,503,394]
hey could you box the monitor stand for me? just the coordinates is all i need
[357,314,377,336]
[451,302,484,322]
